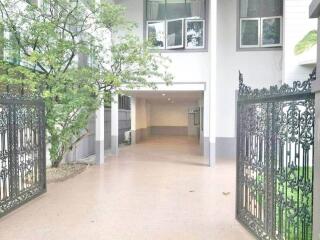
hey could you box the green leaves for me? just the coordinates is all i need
[0,0,172,167]
[97,2,129,30]
[109,34,173,90]
[294,30,317,55]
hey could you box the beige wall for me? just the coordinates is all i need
[134,98,199,139]
[136,98,150,129]
[150,102,195,127]
[136,99,197,128]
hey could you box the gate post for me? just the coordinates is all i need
[111,94,119,155]
[95,95,105,165]
[310,2,320,239]
[130,96,136,144]
[312,85,320,240]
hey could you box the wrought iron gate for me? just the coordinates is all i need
[236,71,315,240]
[0,93,46,218]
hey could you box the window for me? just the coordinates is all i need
[166,18,184,49]
[26,0,38,6]
[186,19,205,49]
[118,95,131,110]
[78,53,89,67]
[146,0,206,50]
[239,0,283,49]
[146,21,165,49]
[4,30,21,65]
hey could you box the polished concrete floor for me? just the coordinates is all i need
[0,136,254,240]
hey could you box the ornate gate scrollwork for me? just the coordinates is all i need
[0,93,46,218]
[236,70,315,240]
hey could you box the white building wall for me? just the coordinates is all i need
[283,0,317,84]
[115,0,210,85]
[116,0,290,162]
[115,0,211,157]
[216,0,283,138]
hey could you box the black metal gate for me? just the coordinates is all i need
[0,93,46,218]
[236,71,315,240]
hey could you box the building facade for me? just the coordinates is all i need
[91,0,315,166]
[2,0,316,166]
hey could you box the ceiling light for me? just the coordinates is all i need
[162,93,166,96]
[168,98,171,101]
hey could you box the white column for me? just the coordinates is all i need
[111,94,119,155]
[95,101,104,165]
[311,17,320,240]
[312,89,320,240]
[208,0,218,167]
[130,97,137,144]
[203,88,210,162]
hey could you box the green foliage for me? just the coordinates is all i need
[294,30,317,55]
[0,0,172,167]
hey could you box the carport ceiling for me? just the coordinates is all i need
[127,91,202,103]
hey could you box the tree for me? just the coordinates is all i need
[0,0,172,167]
[294,30,317,55]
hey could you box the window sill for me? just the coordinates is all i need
[149,48,209,53]
[236,46,283,52]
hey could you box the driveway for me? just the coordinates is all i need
[0,136,253,240]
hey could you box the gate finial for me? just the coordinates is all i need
[239,71,243,84]
[310,67,316,81]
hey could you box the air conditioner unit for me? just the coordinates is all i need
[124,130,131,145]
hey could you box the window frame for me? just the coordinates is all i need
[239,17,261,49]
[166,18,184,49]
[237,0,283,51]
[144,0,208,52]
[146,20,166,50]
[185,18,205,49]
[260,16,283,48]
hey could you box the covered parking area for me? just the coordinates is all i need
[129,90,203,154]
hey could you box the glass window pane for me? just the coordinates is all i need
[167,19,184,48]
[240,19,259,47]
[78,53,88,67]
[147,21,165,49]
[262,17,281,46]
[186,0,205,18]
[147,0,166,20]
[166,0,186,19]
[186,20,205,48]
[260,0,283,17]
[5,30,20,64]
[240,0,260,18]
[26,0,38,5]
[240,0,283,18]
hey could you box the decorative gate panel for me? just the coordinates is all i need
[0,94,46,218]
[236,71,315,240]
